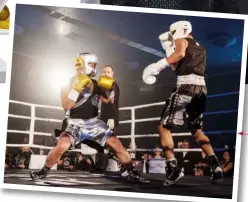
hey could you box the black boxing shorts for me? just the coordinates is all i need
[160,84,207,130]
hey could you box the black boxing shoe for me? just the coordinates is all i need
[126,168,150,184]
[163,159,184,186]
[30,166,50,180]
[207,155,223,184]
[211,166,223,184]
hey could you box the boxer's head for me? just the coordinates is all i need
[75,53,98,77]
[102,65,114,78]
[170,21,192,40]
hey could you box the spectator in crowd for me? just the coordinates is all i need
[154,146,163,159]
[220,150,234,177]
[12,146,32,169]
[177,141,183,148]
[148,153,153,160]
[39,148,45,155]
[62,152,76,170]
[141,153,153,173]
[194,167,204,176]
[23,137,29,144]
[75,153,94,172]
[5,147,12,169]
[57,152,68,170]
[141,152,150,173]
[176,139,199,175]
[193,151,211,176]
[57,158,64,170]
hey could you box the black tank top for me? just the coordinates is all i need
[176,38,206,76]
[67,79,100,119]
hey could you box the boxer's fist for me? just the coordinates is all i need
[98,76,115,90]
[142,64,158,85]
[143,59,169,85]
[72,73,92,93]
[159,32,175,57]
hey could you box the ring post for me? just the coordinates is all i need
[29,105,35,146]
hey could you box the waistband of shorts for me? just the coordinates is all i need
[67,116,98,121]
[177,74,206,86]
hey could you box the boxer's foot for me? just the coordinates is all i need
[30,166,50,180]
[163,159,184,186]
[207,155,223,184]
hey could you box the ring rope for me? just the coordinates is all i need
[7,92,237,153]
[5,143,227,153]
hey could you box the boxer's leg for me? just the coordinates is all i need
[106,135,149,183]
[106,136,132,166]
[159,86,188,186]
[193,129,214,155]
[159,124,175,161]
[45,133,71,168]
[30,132,71,179]
[187,86,223,184]
[91,118,149,183]
[30,119,79,180]
[159,88,178,162]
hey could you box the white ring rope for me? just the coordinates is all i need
[5,144,202,153]
[7,100,231,153]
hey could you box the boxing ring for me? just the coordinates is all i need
[4,92,236,199]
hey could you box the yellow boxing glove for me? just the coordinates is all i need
[0,6,10,30]
[98,76,115,90]
[68,73,92,102]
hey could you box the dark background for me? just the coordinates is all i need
[100,0,248,14]
[6,5,244,156]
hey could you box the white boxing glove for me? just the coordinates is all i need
[107,119,115,130]
[142,59,169,85]
[159,31,176,57]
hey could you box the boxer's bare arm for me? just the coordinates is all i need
[166,39,188,65]
[61,83,76,110]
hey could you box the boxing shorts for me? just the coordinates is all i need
[62,117,113,150]
[160,74,207,130]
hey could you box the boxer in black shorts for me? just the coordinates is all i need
[143,21,223,186]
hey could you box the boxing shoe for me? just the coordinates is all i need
[163,159,184,186]
[126,168,150,184]
[207,155,223,184]
[211,166,223,184]
[30,166,50,180]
